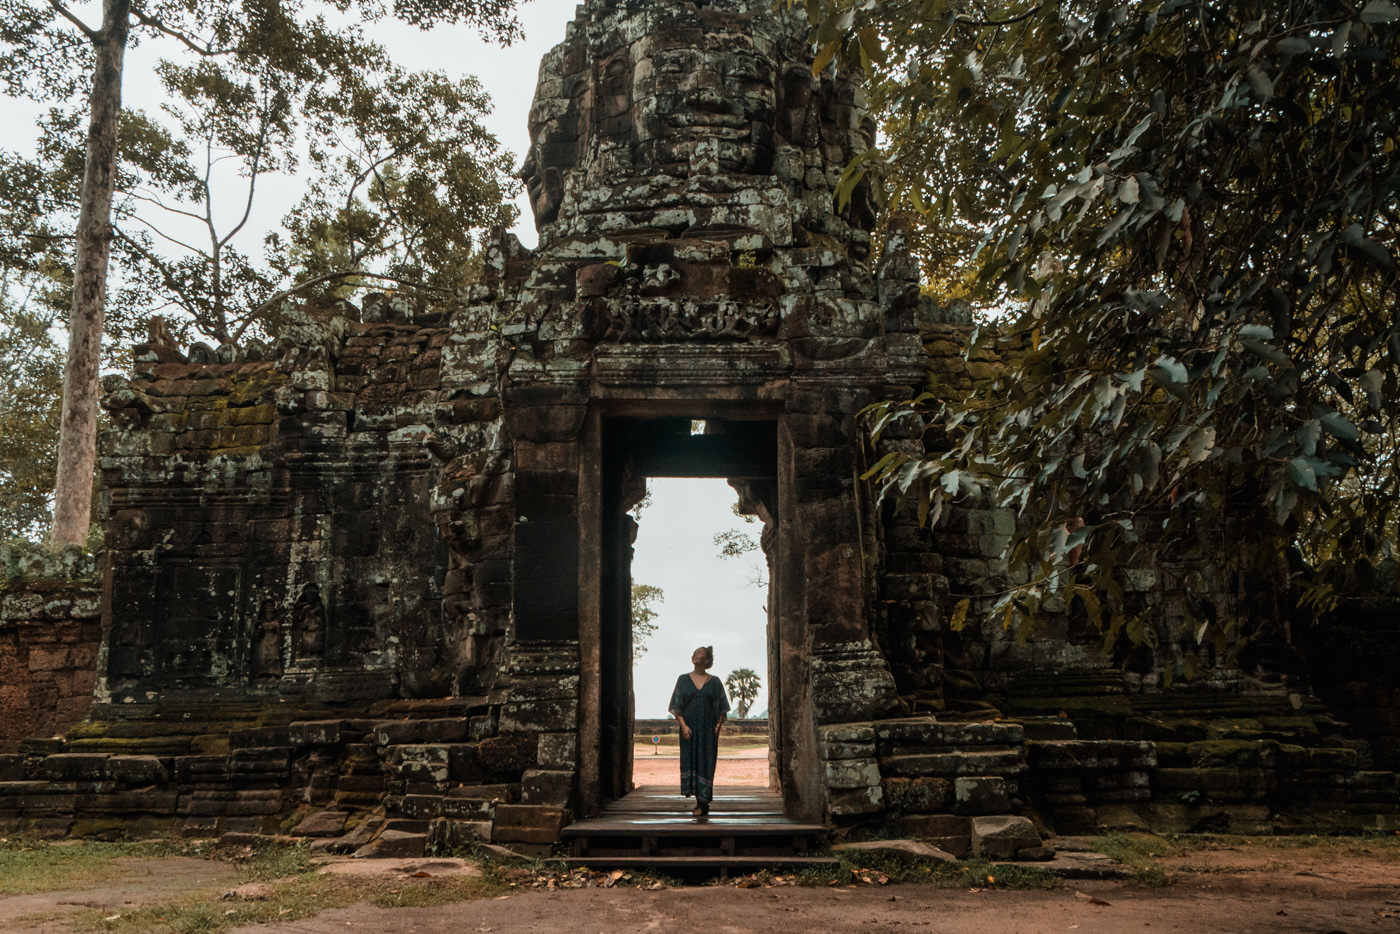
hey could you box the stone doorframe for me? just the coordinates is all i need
[575,397,828,821]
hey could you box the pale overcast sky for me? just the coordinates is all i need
[632,478,770,719]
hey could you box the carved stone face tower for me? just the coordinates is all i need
[430,0,924,819]
[518,0,877,249]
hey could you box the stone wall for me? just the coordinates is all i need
[98,302,455,711]
[0,546,101,753]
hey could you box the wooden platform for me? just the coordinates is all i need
[562,785,833,874]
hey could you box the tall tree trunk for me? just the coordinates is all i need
[51,0,130,545]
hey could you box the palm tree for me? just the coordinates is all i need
[725,668,761,719]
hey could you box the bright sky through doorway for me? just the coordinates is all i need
[631,478,769,719]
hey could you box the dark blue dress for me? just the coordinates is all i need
[669,674,730,805]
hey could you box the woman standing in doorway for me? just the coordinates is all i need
[669,645,730,816]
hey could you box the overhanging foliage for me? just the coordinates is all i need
[807,0,1400,671]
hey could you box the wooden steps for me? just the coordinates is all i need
[563,785,830,875]
[561,855,838,870]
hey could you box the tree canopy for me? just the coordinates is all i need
[725,667,761,719]
[0,0,522,541]
[0,280,65,542]
[807,0,1400,671]
[631,582,664,661]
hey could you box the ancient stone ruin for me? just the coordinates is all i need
[2,0,1397,856]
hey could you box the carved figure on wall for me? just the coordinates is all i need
[293,583,326,665]
[250,599,283,681]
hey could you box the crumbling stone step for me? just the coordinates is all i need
[66,736,193,756]
[1154,767,1273,803]
[179,789,285,817]
[288,720,372,746]
[105,755,169,784]
[875,718,1026,755]
[372,718,469,746]
[75,789,180,814]
[562,855,840,872]
[880,750,1026,778]
[37,753,111,781]
[228,726,291,749]
[429,817,492,848]
[1028,740,1156,771]
[890,813,971,857]
[291,809,349,837]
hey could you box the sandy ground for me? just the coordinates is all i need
[219,878,1400,934]
[0,841,1396,933]
[5,798,1400,933]
[631,743,771,789]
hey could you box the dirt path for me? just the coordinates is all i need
[3,838,1398,933]
[0,856,242,932]
[224,877,1400,934]
[632,744,770,787]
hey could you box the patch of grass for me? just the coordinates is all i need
[235,840,315,880]
[51,843,504,934]
[0,838,193,896]
[1207,832,1400,858]
[1088,833,1181,886]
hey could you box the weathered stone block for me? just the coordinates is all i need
[970,815,1040,859]
[833,840,956,862]
[818,723,875,760]
[448,744,483,783]
[181,789,284,817]
[954,776,1011,815]
[537,732,577,769]
[105,756,168,785]
[335,774,386,794]
[399,794,445,819]
[882,777,954,814]
[228,726,291,749]
[828,785,884,816]
[39,754,109,781]
[373,718,468,746]
[289,720,350,746]
[1154,767,1272,802]
[876,718,1025,752]
[824,757,881,790]
[499,698,578,733]
[1148,803,1273,835]
[354,829,427,858]
[478,733,538,778]
[521,769,576,808]
[492,804,567,845]
[388,745,451,784]
[291,809,349,837]
[434,817,493,848]
[75,789,179,814]
[881,750,1025,778]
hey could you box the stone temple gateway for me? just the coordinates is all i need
[2,0,1398,853]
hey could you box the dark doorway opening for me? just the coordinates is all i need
[597,417,778,805]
